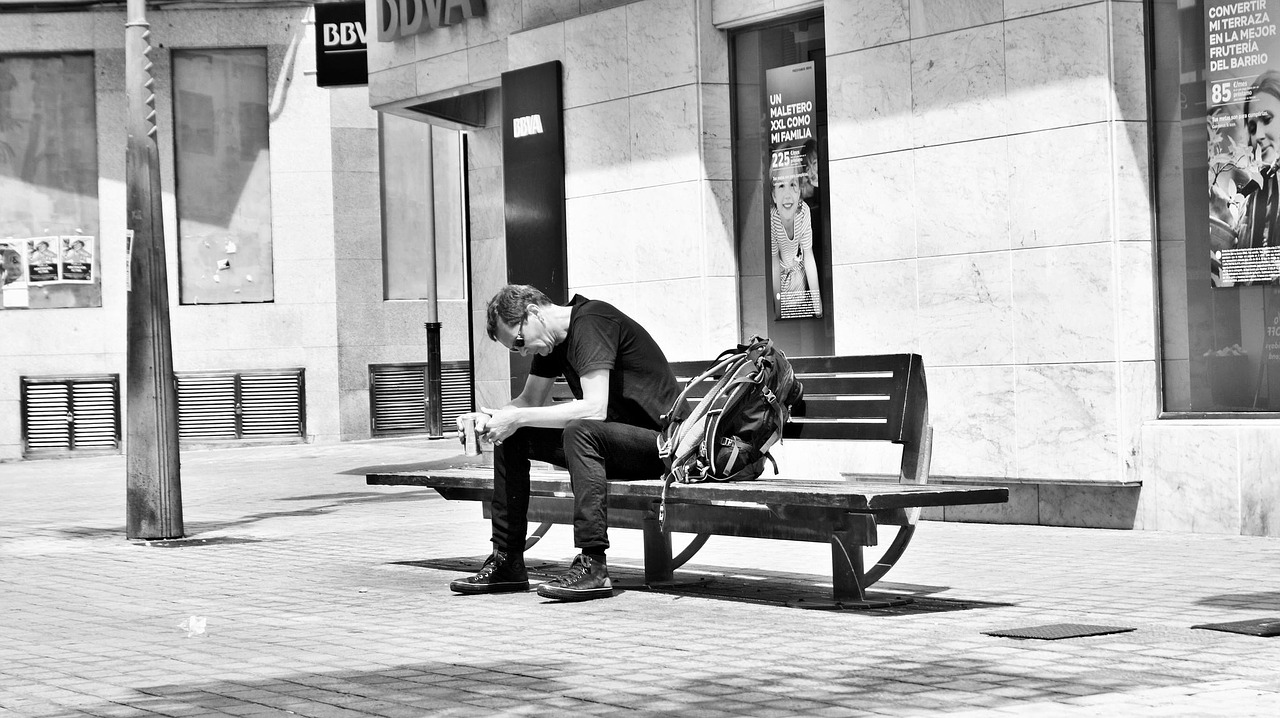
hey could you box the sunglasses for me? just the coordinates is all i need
[509,315,527,353]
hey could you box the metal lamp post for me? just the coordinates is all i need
[124,0,183,539]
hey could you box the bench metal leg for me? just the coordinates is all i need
[862,524,916,587]
[642,516,674,583]
[522,522,554,552]
[792,515,912,610]
[641,517,711,586]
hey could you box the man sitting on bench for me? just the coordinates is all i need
[451,284,684,601]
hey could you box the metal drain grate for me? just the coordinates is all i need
[984,623,1136,640]
[1192,618,1280,637]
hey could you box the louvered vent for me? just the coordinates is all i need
[175,369,305,442]
[21,375,120,457]
[240,372,304,437]
[369,361,473,436]
[176,373,238,440]
[439,363,473,427]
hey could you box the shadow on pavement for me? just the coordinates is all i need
[55,491,433,542]
[1196,590,1280,610]
[26,652,1185,718]
[393,555,1012,616]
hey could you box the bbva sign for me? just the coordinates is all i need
[376,0,487,42]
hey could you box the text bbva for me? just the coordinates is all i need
[377,0,487,42]
[513,114,544,138]
[323,22,366,48]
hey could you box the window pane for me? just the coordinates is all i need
[173,49,274,305]
[1151,1,1280,412]
[0,53,100,310]
[380,114,466,301]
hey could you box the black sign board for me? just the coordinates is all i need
[314,1,368,87]
[501,61,566,303]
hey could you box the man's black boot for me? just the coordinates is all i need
[450,551,529,594]
[536,553,612,601]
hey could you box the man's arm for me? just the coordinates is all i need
[509,374,555,409]
[481,368,609,443]
[455,374,555,436]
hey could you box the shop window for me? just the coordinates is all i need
[379,114,467,301]
[20,375,120,457]
[1151,2,1280,413]
[172,49,274,305]
[0,53,101,311]
[730,15,833,356]
[368,361,473,436]
[174,369,305,442]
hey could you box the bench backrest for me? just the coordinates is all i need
[550,353,928,446]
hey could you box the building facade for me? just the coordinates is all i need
[365,0,1278,538]
[0,1,474,459]
[4,0,1277,538]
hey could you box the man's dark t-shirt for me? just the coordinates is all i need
[529,295,679,430]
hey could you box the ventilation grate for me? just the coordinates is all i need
[21,375,120,456]
[176,373,238,440]
[240,372,304,437]
[369,361,473,436]
[176,369,305,442]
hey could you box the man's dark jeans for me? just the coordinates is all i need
[491,419,665,555]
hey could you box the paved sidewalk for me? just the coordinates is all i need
[2,439,1279,718]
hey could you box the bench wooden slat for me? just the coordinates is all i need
[790,398,896,419]
[789,354,920,375]
[782,420,899,442]
[366,469,1006,512]
[791,376,907,396]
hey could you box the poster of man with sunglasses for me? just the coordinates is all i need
[450,284,684,602]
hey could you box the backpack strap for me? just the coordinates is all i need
[658,352,748,463]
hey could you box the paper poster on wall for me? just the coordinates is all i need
[1205,0,1280,286]
[27,236,60,284]
[61,235,94,283]
[1,240,29,309]
[765,61,823,320]
[1,241,27,286]
[1,240,30,308]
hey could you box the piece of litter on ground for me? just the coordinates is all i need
[179,615,207,637]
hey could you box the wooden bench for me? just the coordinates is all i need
[367,353,1008,608]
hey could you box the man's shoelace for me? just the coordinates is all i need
[473,556,502,579]
[554,558,592,585]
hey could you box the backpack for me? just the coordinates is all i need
[655,337,804,523]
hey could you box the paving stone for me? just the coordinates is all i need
[4,441,1280,717]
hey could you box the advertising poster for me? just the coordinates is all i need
[1,240,27,287]
[1268,286,1280,404]
[1206,0,1280,286]
[765,61,823,320]
[1,240,29,308]
[61,235,95,283]
[27,236,60,284]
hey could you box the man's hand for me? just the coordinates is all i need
[455,411,491,443]
[479,406,520,444]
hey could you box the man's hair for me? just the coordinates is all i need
[485,284,552,340]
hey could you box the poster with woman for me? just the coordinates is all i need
[26,236,60,284]
[765,61,822,319]
[1205,0,1280,286]
[60,235,94,283]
